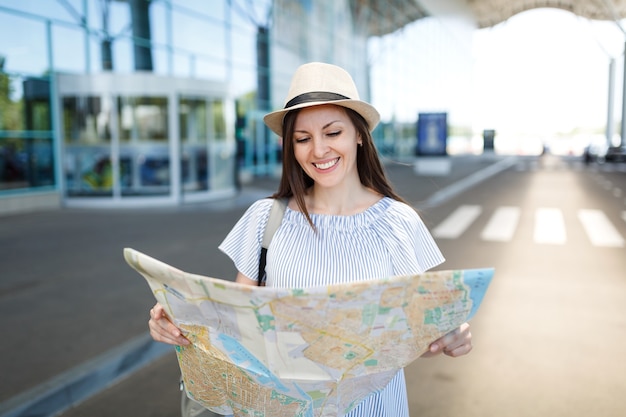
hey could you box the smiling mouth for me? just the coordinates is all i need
[313,158,339,170]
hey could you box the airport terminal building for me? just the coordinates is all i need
[0,0,480,214]
[2,0,615,214]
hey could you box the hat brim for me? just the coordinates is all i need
[263,99,380,137]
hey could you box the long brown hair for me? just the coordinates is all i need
[271,105,406,227]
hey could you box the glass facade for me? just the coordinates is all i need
[1,74,55,192]
[0,0,475,212]
[55,71,235,206]
[0,0,267,209]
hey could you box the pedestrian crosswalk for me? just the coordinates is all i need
[431,205,482,239]
[578,209,626,247]
[481,206,520,242]
[534,208,567,245]
[432,205,625,248]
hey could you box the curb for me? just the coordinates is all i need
[0,334,171,417]
[418,156,517,208]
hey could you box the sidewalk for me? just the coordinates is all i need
[0,154,513,417]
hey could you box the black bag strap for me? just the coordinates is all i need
[258,198,287,286]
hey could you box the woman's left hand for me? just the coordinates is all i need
[422,322,472,358]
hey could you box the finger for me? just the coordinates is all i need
[150,303,166,319]
[441,324,472,357]
[428,328,457,353]
[149,317,190,345]
[443,341,472,357]
[148,307,190,346]
[430,323,471,353]
[151,305,175,333]
[149,322,175,344]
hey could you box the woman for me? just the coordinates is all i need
[149,62,472,416]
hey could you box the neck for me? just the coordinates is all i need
[306,178,380,215]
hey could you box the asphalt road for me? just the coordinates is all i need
[405,155,626,416]
[2,154,624,417]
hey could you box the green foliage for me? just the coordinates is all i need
[0,72,24,131]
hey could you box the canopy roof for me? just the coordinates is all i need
[468,0,626,28]
[353,0,626,35]
[351,0,429,36]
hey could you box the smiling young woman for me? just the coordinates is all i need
[149,62,473,417]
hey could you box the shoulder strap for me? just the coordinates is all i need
[258,198,287,286]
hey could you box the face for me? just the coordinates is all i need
[292,104,362,190]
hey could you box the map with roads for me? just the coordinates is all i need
[124,248,493,417]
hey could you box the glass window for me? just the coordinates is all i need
[0,13,47,74]
[212,99,226,140]
[64,147,113,196]
[180,98,207,142]
[0,73,55,191]
[118,96,170,196]
[52,25,86,73]
[180,98,208,192]
[118,96,168,142]
[0,136,55,190]
[62,95,113,196]
[63,96,111,144]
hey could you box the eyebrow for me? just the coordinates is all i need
[295,120,341,133]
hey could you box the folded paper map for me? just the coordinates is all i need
[124,248,493,417]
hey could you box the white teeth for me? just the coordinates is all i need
[314,158,338,170]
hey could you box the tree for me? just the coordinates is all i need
[0,57,24,131]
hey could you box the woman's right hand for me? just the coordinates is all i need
[148,302,190,346]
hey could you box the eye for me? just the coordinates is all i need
[294,136,310,143]
[326,130,341,137]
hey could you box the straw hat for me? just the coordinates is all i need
[263,62,380,136]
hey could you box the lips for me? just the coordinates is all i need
[313,157,339,170]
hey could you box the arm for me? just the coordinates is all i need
[148,272,257,346]
[235,271,258,286]
[422,322,472,358]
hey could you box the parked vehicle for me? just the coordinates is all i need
[583,141,608,164]
[605,145,626,162]
[583,139,625,164]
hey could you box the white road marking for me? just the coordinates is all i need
[433,205,482,239]
[578,209,625,248]
[534,208,566,245]
[481,206,521,242]
[434,204,625,248]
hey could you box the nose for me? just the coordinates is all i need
[312,135,329,158]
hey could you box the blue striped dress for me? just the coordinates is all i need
[219,197,444,417]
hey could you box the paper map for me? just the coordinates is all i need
[124,248,493,417]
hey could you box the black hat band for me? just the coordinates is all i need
[284,91,350,109]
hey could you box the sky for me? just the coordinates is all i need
[471,8,625,138]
